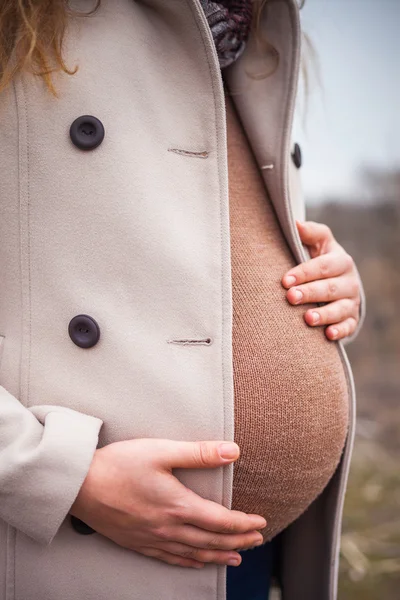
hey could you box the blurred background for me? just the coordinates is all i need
[293,1,400,598]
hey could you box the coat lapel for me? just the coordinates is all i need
[222,0,307,264]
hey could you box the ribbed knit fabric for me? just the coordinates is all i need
[225,85,349,543]
[200,0,253,68]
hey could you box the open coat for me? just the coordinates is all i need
[0,0,366,598]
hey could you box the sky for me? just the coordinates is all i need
[292,0,400,203]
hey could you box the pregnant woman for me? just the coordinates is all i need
[0,1,365,600]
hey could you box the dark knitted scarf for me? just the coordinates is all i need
[200,0,253,68]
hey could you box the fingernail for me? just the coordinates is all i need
[311,311,320,324]
[330,327,338,339]
[285,275,296,286]
[219,443,239,460]
[255,538,263,546]
[228,557,241,566]
[252,517,267,528]
[293,289,303,303]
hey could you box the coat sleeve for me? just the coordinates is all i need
[0,384,103,545]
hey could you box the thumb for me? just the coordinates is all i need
[157,440,240,470]
[296,220,333,247]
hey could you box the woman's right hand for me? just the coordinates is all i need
[69,438,266,569]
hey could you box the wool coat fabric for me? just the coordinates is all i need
[0,0,366,599]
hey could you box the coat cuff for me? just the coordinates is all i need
[7,403,102,545]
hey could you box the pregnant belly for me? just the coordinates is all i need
[230,294,349,542]
[228,205,350,543]
[225,87,349,542]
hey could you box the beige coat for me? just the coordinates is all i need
[0,0,365,598]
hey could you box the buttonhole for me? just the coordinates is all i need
[168,148,209,159]
[167,338,212,346]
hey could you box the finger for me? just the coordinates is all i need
[296,220,335,248]
[177,488,267,533]
[286,276,357,305]
[170,523,263,551]
[304,299,358,327]
[282,251,352,288]
[156,541,243,566]
[325,317,358,341]
[155,439,240,470]
[138,546,205,569]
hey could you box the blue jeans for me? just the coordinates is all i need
[226,538,276,600]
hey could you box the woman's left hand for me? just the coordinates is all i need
[281,220,361,341]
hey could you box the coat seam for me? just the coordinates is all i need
[7,78,23,600]
[328,343,356,600]
[12,80,22,405]
[21,77,32,408]
[184,2,231,599]
[281,0,303,256]
[5,526,15,600]
[13,76,31,410]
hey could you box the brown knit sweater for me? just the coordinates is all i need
[226,86,349,543]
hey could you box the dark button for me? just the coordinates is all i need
[291,142,302,168]
[70,515,96,535]
[68,314,100,349]
[70,115,105,150]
